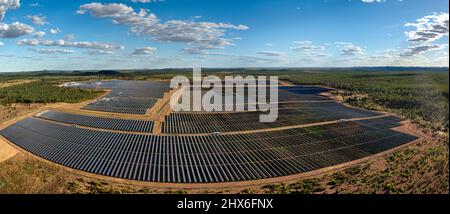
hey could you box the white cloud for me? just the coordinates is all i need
[401,13,449,57]
[341,46,364,56]
[29,2,39,7]
[256,51,286,57]
[405,12,449,43]
[30,48,74,54]
[334,42,353,46]
[361,0,386,3]
[130,0,164,3]
[132,46,157,55]
[181,47,207,55]
[0,41,4,46]
[33,30,45,38]
[0,21,34,38]
[401,44,447,56]
[86,50,114,55]
[77,3,248,54]
[290,41,330,58]
[335,42,365,56]
[291,41,325,52]
[0,0,20,21]
[0,1,32,39]
[49,28,60,34]
[27,14,47,26]
[17,38,124,50]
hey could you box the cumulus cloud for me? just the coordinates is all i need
[50,28,60,34]
[335,42,365,56]
[405,12,449,43]
[27,14,47,26]
[0,1,33,39]
[181,47,207,55]
[335,42,353,46]
[341,46,364,56]
[0,21,34,38]
[290,41,330,58]
[291,41,325,52]
[401,13,449,57]
[33,30,45,38]
[132,46,157,55]
[0,0,20,21]
[256,51,286,57]
[401,44,447,56]
[77,3,248,54]
[17,38,124,50]
[30,48,74,54]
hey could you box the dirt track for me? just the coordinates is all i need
[0,138,17,163]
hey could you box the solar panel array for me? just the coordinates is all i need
[36,110,154,133]
[67,80,170,115]
[0,117,417,183]
[1,82,420,183]
[163,100,382,133]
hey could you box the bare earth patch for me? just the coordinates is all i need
[0,138,17,163]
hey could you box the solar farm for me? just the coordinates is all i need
[0,80,420,184]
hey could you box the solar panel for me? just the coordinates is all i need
[36,110,154,132]
[67,80,170,115]
[1,117,417,183]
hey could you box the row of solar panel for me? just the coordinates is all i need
[0,117,417,183]
[71,80,170,115]
[36,110,154,132]
[82,105,149,115]
[72,80,171,98]
[163,102,382,133]
[88,97,159,109]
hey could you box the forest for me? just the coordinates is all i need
[0,79,102,105]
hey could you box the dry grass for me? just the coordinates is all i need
[0,154,60,193]
[0,103,44,123]
[0,80,37,89]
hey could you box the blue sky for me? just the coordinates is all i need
[0,0,448,72]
